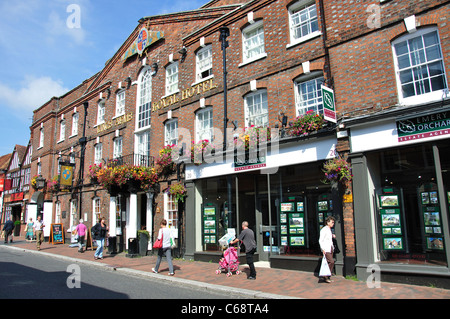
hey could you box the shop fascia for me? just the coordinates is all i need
[152,79,217,112]
[396,108,450,142]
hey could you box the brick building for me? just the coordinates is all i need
[28,0,450,286]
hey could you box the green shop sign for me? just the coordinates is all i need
[396,110,450,142]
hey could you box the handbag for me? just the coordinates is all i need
[153,233,163,249]
[319,255,331,277]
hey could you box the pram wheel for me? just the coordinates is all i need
[236,270,240,275]
[215,269,221,275]
[226,272,232,277]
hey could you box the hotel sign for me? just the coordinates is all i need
[97,113,133,133]
[152,79,218,112]
[396,110,450,142]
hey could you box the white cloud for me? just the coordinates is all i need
[45,9,87,45]
[0,75,69,115]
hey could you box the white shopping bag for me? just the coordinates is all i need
[319,255,331,277]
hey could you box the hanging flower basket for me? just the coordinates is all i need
[166,182,187,202]
[156,144,176,175]
[322,155,353,184]
[47,175,60,193]
[88,163,102,184]
[287,110,325,137]
[96,164,159,193]
[234,126,271,151]
[190,139,215,165]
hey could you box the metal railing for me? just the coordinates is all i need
[106,154,154,168]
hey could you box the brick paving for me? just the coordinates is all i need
[2,236,450,299]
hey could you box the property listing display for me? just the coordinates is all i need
[419,183,444,251]
[377,188,405,251]
[202,205,217,248]
[317,193,333,231]
[279,199,305,247]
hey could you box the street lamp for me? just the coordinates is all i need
[35,176,46,190]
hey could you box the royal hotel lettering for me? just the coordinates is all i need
[152,79,218,112]
[97,113,133,133]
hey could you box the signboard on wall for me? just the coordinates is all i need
[396,109,450,142]
[321,85,336,123]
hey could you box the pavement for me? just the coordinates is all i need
[2,236,450,300]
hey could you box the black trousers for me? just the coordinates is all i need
[246,248,257,278]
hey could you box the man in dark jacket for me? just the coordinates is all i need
[230,221,257,280]
[2,219,15,243]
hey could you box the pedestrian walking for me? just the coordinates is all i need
[75,219,87,253]
[2,219,14,243]
[230,221,257,280]
[25,218,34,241]
[152,219,175,276]
[319,216,336,283]
[33,215,45,250]
[92,217,108,260]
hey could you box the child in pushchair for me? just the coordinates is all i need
[215,244,240,277]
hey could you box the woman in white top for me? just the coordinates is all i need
[152,219,175,276]
[319,216,336,283]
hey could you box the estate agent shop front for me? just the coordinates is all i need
[348,103,450,286]
[181,130,347,274]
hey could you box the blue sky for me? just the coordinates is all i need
[0,0,208,155]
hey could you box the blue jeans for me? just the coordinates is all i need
[154,248,174,274]
[95,239,104,258]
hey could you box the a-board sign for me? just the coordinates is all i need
[50,223,64,244]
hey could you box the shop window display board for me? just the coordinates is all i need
[280,198,305,247]
[377,187,406,251]
[419,183,445,251]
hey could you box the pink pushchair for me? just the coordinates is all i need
[215,246,240,277]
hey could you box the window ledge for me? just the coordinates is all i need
[191,74,214,87]
[238,53,268,68]
[286,31,322,49]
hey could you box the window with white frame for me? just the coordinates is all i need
[72,113,78,136]
[116,90,126,116]
[138,68,152,129]
[136,131,151,166]
[393,28,448,104]
[59,120,65,141]
[166,62,179,96]
[113,137,123,159]
[245,90,269,127]
[70,199,77,229]
[165,192,178,230]
[97,100,105,124]
[37,162,42,175]
[39,128,44,148]
[165,119,178,146]
[196,107,213,142]
[294,74,324,115]
[93,197,101,224]
[196,45,213,82]
[288,0,320,44]
[55,201,61,224]
[94,143,102,164]
[243,21,265,63]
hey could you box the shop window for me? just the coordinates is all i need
[196,107,213,142]
[245,89,269,127]
[137,67,152,129]
[165,119,178,146]
[196,45,213,82]
[166,62,179,96]
[242,21,266,64]
[373,144,447,266]
[294,73,324,115]
[288,0,320,46]
[392,27,448,105]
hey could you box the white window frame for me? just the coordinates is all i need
[94,143,102,164]
[59,120,65,142]
[137,67,152,130]
[196,107,213,142]
[164,192,178,233]
[70,199,77,230]
[294,73,324,116]
[71,112,79,136]
[97,100,105,125]
[392,27,448,105]
[39,128,44,148]
[196,45,213,82]
[165,119,178,146]
[92,197,101,225]
[241,20,266,65]
[166,62,179,96]
[113,137,123,159]
[116,90,126,116]
[244,89,269,127]
[287,0,321,48]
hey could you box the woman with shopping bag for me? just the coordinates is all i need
[319,216,336,283]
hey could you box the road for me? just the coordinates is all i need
[0,246,251,300]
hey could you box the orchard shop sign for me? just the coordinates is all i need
[152,79,218,112]
[396,110,450,142]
